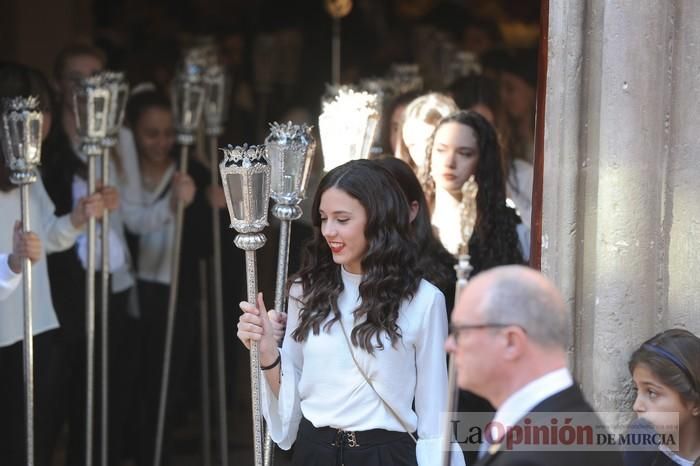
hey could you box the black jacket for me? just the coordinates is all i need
[476,385,624,466]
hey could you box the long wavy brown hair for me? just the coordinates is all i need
[290,159,422,354]
[425,110,525,274]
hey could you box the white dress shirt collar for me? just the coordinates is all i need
[492,367,574,436]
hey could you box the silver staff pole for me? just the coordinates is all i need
[263,122,316,466]
[98,71,129,466]
[198,259,212,466]
[1,96,44,466]
[74,75,111,466]
[441,254,473,466]
[219,144,272,466]
[441,176,479,466]
[203,64,230,466]
[324,0,352,85]
[153,64,206,466]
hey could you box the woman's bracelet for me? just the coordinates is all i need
[260,352,281,371]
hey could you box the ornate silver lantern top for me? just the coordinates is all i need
[203,65,230,136]
[103,71,129,147]
[73,73,111,156]
[219,144,271,234]
[1,96,43,185]
[318,89,379,171]
[171,64,207,146]
[264,122,316,205]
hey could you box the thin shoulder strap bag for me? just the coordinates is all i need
[338,319,418,443]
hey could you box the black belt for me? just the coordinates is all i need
[299,417,415,448]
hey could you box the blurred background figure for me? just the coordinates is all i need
[396,92,457,180]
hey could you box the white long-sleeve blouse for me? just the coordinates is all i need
[261,266,465,466]
[0,178,83,347]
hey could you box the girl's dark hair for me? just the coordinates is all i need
[427,110,524,273]
[374,157,456,292]
[0,63,55,192]
[629,329,700,406]
[379,90,421,155]
[125,88,171,129]
[290,159,422,354]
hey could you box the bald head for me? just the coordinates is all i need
[458,265,569,350]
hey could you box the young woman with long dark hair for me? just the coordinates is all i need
[425,110,527,273]
[424,110,527,465]
[237,159,464,466]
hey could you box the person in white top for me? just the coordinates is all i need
[0,173,102,466]
[445,265,622,466]
[122,87,205,466]
[395,92,458,181]
[237,160,464,466]
[0,222,42,300]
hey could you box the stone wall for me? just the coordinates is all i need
[543,0,700,417]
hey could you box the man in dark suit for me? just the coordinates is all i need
[445,265,623,466]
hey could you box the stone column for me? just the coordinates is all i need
[543,0,700,418]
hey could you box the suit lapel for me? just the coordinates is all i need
[475,385,591,465]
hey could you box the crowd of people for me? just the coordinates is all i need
[1,7,699,466]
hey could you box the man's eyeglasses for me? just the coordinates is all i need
[448,323,521,344]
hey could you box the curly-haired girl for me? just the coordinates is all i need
[237,159,464,466]
[425,110,527,273]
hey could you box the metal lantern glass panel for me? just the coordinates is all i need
[265,122,316,204]
[219,145,271,234]
[171,65,206,144]
[73,75,110,152]
[318,89,379,171]
[104,72,130,140]
[1,96,43,184]
[203,65,230,135]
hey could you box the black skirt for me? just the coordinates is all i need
[292,418,418,466]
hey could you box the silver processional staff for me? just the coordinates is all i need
[98,70,129,466]
[1,95,43,466]
[153,62,206,466]
[262,121,316,466]
[202,62,231,466]
[73,74,111,466]
[219,143,272,466]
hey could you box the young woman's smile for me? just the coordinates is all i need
[319,187,368,274]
